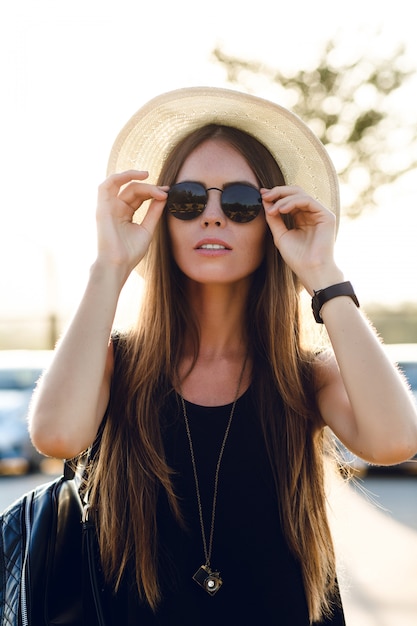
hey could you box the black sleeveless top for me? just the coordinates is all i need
[108,387,345,625]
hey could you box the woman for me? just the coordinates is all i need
[29,88,417,625]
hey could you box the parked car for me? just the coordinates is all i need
[335,343,417,476]
[384,343,417,404]
[0,350,53,474]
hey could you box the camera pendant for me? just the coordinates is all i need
[193,565,223,595]
[180,353,248,599]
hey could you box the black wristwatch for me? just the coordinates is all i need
[311,281,359,323]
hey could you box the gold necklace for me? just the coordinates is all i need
[180,355,248,596]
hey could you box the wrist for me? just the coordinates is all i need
[302,264,344,296]
[311,281,360,324]
[90,258,130,289]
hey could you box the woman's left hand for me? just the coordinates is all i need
[262,188,417,466]
[261,185,341,293]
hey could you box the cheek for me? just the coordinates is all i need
[247,220,267,264]
[167,215,184,265]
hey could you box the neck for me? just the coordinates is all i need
[184,280,250,359]
[177,280,252,405]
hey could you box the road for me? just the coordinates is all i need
[1,469,417,625]
[328,471,417,626]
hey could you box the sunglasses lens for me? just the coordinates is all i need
[167,182,262,223]
[166,182,206,220]
[222,184,262,223]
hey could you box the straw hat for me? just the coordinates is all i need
[107,86,340,228]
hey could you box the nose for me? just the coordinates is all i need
[200,188,226,227]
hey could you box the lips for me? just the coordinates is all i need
[195,239,231,250]
[200,243,226,250]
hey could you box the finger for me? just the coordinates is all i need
[261,185,302,200]
[264,193,324,218]
[138,198,166,236]
[273,195,319,214]
[119,182,168,207]
[261,186,315,207]
[264,209,289,242]
[98,170,150,199]
[261,186,303,214]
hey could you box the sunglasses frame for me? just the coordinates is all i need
[165,181,263,223]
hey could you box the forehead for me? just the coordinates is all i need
[177,139,258,185]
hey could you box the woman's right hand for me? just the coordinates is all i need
[96,170,168,279]
[29,170,168,459]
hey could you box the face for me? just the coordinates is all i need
[167,139,267,286]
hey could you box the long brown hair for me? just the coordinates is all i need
[88,125,337,622]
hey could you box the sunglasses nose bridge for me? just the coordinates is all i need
[202,188,226,223]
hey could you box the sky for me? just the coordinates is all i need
[1,0,417,327]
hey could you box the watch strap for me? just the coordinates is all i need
[311,281,359,323]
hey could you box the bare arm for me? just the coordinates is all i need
[29,171,168,459]
[29,265,119,459]
[262,185,417,464]
[315,303,417,465]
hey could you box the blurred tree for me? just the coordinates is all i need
[213,41,417,217]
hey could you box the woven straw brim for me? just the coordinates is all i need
[107,87,340,231]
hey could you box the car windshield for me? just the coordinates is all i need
[0,368,42,391]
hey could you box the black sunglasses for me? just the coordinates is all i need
[165,181,263,223]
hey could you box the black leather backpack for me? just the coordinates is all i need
[0,462,106,626]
